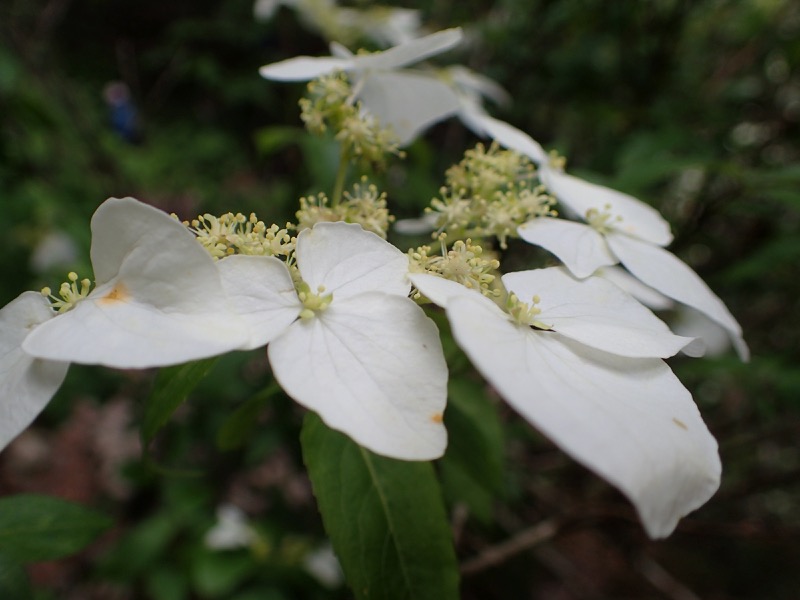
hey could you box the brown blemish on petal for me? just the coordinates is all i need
[97,282,129,304]
[672,417,688,430]
[431,413,444,424]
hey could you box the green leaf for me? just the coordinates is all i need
[0,553,32,599]
[216,383,279,451]
[301,413,459,600]
[438,378,505,523]
[141,357,218,447]
[0,494,112,563]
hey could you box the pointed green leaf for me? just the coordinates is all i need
[301,413,459,600]
[141,357,218,447]
[0,553,32,599]
[0,494,112,563]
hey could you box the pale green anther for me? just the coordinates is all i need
[506,293,552,330]
[586,204,622,234]
[41,271,93,313]
[296,281,333,320]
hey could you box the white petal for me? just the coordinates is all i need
[502,268,695,358]
[24,292,247,369]
[258,56,352,81]
[446,65,511,107]
[0,292,69,451]
[268,293,447,460]
[296,222,410,299]
[408,272,478,308]
[393,212,438,235]
[445,294,721,538]
[357,71,460,146]
[540,169,673,246]
[355,28,462,71]
[518,217,618,278]
[607,233,749,361]
[24,198,249,367]
[671,307,732,358]
[216,255,302,350]
[466,112,548,164]
[595,265,675,311]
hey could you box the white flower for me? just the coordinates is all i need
[204,504,259,550]
[0,292,69,451]
[303,543,343,588]
[23,197,251,368]
[259,28,463,145]
[217,221,448,460]
[518,170,749,361]
[410,269,721,539]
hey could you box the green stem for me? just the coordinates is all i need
[331,148,351,208]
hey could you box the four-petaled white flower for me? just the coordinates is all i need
[410,268,721,538]
[216,221,448,460]
[0,197,253,451]
[518,169,749,361]
[23,197,251,368]
[259,28,463,145]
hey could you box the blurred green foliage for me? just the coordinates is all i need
[1,0,799,598]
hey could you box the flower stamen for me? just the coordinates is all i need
[41,272,93,313]
[297,282,333,320]
[506,293,552,330]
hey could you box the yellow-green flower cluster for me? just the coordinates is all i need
[184,213,296,259]
[299,73,402,166]
[296,179,394,238]
[409,235,501,297]
[427,143,557,248]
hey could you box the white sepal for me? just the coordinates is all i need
[0,292,69,451]
[607,232,749,361]
[502,268,696,358]
[540,169,674,247]
[216,255,302,350]
[258,57,352,81]
[444,292,721,538]
[268,292,448,460]
[296,222,410,299]
[518,217,618,278]
[24,197,249,368]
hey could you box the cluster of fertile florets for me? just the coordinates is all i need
[41,272,93,313]
[409,235,501,298]
[183,212,296,259]
[296,178,393,238]
[427,143,557,248]
[299,74,402,166]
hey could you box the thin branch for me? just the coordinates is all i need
[460,518,558,576]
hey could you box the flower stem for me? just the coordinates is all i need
[331,148,350,208]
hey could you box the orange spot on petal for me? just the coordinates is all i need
[98,282,129,304]
[431,413,444,424]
